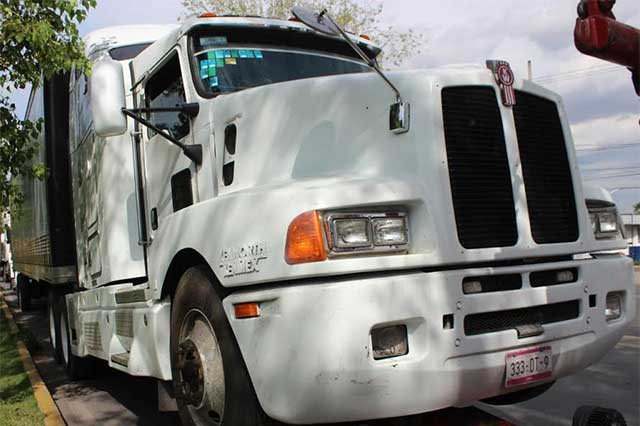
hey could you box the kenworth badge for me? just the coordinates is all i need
[487,60,517,106]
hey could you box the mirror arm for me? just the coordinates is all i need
[126,102,200,118]
[122,108,203,166]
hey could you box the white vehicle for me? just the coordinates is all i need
[14,9,636,426]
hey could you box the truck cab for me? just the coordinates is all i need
[48,13,636,426]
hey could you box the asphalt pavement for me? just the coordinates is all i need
[2,267,638,426]
[482,268,640,426]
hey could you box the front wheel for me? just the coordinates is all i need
[170,266,271,426]
[59,296,96,380]
[48,289,64,364]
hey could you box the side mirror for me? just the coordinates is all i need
[90,59,128,137]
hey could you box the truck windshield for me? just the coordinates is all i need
[193,47,370,95]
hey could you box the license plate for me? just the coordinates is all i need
[505,345,553,389]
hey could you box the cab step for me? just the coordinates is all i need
[111,352,130,367]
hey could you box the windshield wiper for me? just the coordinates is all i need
[292,6,410,134]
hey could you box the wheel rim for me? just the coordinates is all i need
[49,303,56,351]
[177,309,225,425]
[60,310,69,365]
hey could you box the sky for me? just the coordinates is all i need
[9,0,640,212]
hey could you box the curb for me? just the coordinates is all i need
[1,295,65,426]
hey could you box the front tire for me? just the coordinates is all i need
[170,266,270,426]
[59,296,96,380]
[48,289,64,364]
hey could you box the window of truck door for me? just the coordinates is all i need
[144,52,190,140]
[142,49,196,233]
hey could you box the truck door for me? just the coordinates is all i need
[139,50,196,240]
[70,70,102,287]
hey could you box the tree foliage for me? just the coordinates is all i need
[634,202,640,214]
[181,0,423,68]
[0,0,96,210]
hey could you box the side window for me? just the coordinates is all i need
[145,53,190,140]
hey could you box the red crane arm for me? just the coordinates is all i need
[574,0,639,94]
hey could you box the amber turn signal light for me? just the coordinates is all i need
[234,303,260,319]
[285,210,327,265]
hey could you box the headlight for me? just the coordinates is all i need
[586,200,619,239]
[325,210,409,255]
[372,217,409,246]
[333,218,371,248]
[597,211,618,233]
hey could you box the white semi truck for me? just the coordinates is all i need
[12,9,636,426]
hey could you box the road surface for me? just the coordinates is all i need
[2,267,638,426]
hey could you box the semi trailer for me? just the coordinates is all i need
[12,8,636,426]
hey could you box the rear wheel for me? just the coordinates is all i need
[59,296,96,380]
[48,289,64,364]
[170,266,271,426]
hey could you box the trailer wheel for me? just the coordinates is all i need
[59,297,96,380]
[170,266,272,426]
[48,289,64,364]
[17,274,32,312]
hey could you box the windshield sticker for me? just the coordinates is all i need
[224,50,232,58]
[208,64,217,77]
[201,36,228,47]
[246,50,255,58]
[225,57,237,65]
[239,50,248,58]
[254,50,263,59]
[210,76,219,87]
[199,60,209,79]
[207,51,216,60]
[216,58,225,67]
[215,50,225,59]
[231,50,239,58]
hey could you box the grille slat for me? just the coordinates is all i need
[514,91,579,244]
[442,87,518,249]
[464,300,580,336]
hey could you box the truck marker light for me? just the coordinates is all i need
[463,280,483,294]
[605,292,622,321]
[371,325,408,360]
[359,34,372,40]
[234,303,260,319]
[556,270,575,283]
[285,211,327,265]
[199,12,217,18]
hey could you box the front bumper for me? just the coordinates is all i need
[223,256,635,424]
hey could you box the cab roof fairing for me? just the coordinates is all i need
[83,24,179,62]
[129,16,382,88]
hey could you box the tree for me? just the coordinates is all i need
[0,0,96,210]
[634,202,640,214]
[181,0,423,68]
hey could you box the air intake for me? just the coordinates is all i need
[442,86,518,249]
[513,91,579,244]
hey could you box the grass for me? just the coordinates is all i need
[0,311,44,426]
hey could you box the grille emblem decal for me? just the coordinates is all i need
[487,60,517,106]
